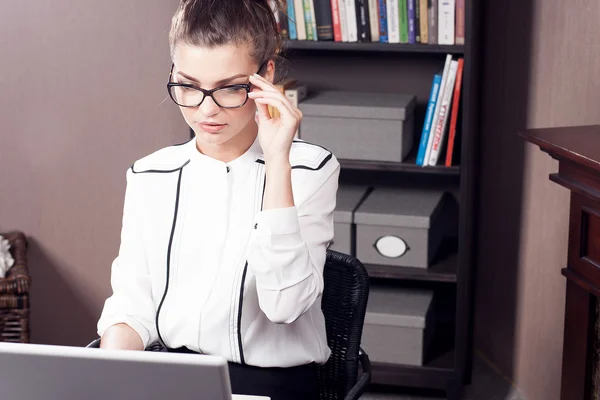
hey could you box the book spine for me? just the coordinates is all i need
[303,0,315,40]
[414,0,421,43]
[338,0,350,41]
[309,0,319,40]
[356,0,372,42]
[399,0,409,43]
[345,0,358,42]
[386,0,399,42]
[331,0,343,41]
[294,0,307,40]
[416,73,442,166]
[428,59,458,165]
[445,58,463,166]
[287,0,298,39]
[408,0,416,44]
[428,0,437,44]
[377,0,388,42]
[455,0,465,44]
[314,0,334,40]
[368,0,380,41]
[424,53,452,164]
[438,0,455,44]
[419,0,428,43]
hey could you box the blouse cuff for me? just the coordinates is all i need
[252,207,300,238]
[97,315,151,349]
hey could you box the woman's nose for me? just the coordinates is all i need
[198,95,220,117]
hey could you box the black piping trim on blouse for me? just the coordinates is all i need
[131,160,190,174]
[149,164,186,348]
[255,152,332,171]
[236,173,267,365]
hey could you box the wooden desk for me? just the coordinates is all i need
[520,125,600,400]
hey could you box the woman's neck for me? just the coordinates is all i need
[195,120,258,163]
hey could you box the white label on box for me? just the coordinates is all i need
[374,236,408,258]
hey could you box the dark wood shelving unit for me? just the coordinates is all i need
[370,350,456,389]
[365,247,458,283]
[284,40,465,55]
[339,158,460,176]
[283,1,481,398]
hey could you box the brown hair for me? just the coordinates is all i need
[169,0,284,68]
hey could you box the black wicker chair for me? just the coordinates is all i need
[88,249,371,399]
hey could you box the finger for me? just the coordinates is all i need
[249,74,280,93]
[249,91,300,120]
[254,97,299,127]
[254,99,271,121]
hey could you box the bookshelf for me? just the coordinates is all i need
[278,0,482,399]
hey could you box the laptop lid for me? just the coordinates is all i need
[0,342,267,400]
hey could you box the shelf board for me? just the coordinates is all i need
[284,40,465,54]
[365,240,458,283]
[339,158,460,175]
[369,350,455,389]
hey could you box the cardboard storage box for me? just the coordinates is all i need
[362,285,435,366]
[298,91,416,162]
[330,185,371,256]
[354,188,447,268]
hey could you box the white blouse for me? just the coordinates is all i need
[97,136,340,368]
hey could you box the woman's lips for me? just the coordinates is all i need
[197,122,227,133]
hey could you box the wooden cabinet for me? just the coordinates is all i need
[520,125,600,400]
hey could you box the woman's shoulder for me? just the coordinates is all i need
[129,138,194,174]
[287,140,339,173]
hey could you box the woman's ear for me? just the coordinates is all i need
[265,59,276,83]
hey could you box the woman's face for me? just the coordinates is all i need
[171,42,264,148]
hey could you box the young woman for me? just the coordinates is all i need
[96,0,340,398]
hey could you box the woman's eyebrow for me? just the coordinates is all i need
[176,71,248,86]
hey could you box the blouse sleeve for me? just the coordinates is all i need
[246,158,340,324]
[96,168,158,348]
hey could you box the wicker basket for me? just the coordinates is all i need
[0,231,30,343]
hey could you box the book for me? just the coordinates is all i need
[331,0,343,41]
[423,53,452,165]
[438,0,455,45]
[287,0,298,39]
[386,0,399,43]
[377,0,388,42]
[408,0,416,44]
[345,0,359,42]
[419,0,428,43]
[356,0,372,42]
[445,58,464,166]
[427,0,438,44]
[399,0,409,43]
[414,0,421,43]
[427,59,458,166]
[455,0,465,44]
[314,0,334,40]
[416,73,442,166]
[293,0,307,40]
[302,0,315,40]
[338,0,350,41]
[308,0,318,41]
[368,0,380,42]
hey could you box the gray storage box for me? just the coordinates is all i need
[331,185,371,255]
[362,285,435,366]
[354,188,446,268]
[298,91,416,162]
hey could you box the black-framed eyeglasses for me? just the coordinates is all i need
[167,60,268,109]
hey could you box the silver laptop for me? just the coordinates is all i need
[0,342,268,400]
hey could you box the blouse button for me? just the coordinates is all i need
[254,223,258,230]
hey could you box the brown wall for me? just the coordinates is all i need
[475,0,600,399]
[0,1,188,345]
